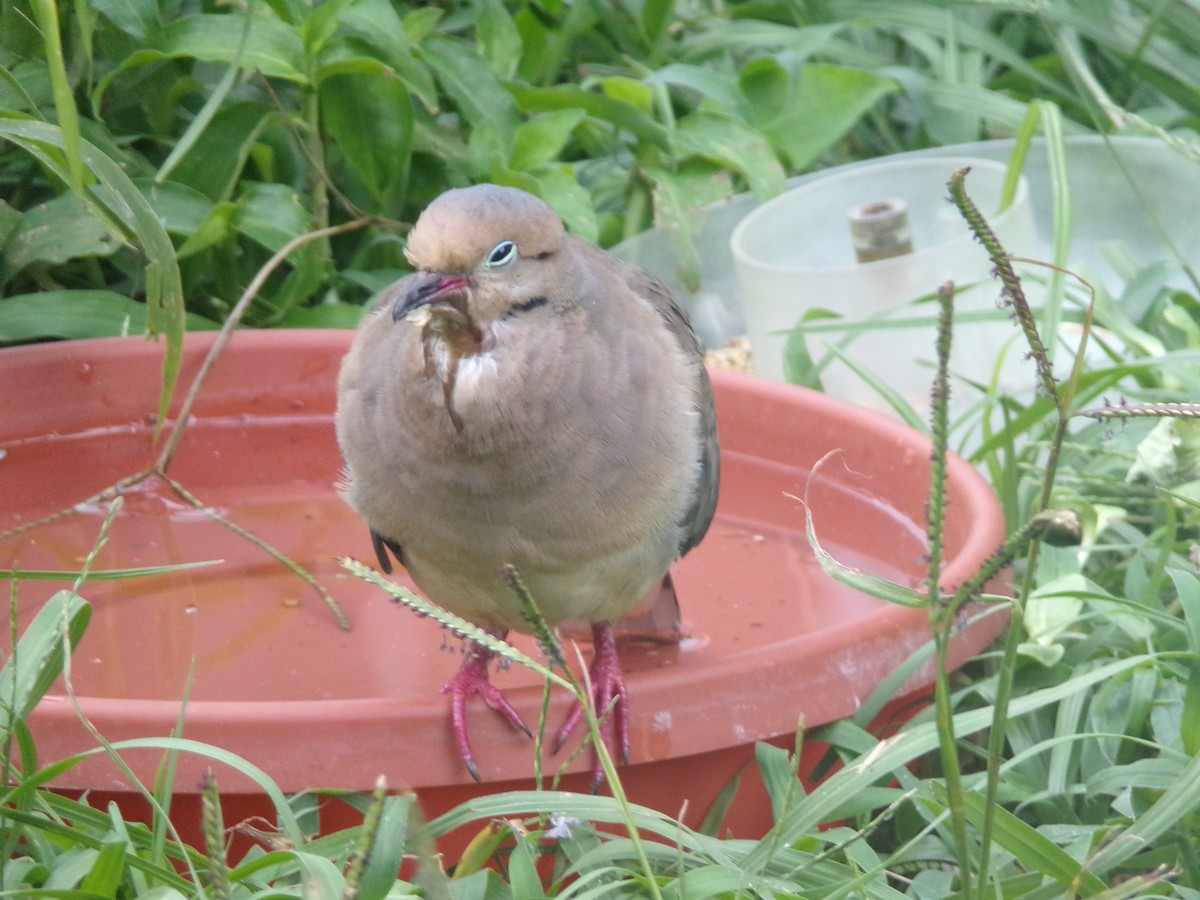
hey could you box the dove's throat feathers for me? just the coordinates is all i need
[401,278,484,432]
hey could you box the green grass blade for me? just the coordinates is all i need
[928,781,1108,896]
[0,562,221,581]
[740,654,1157,873]
[0,590,91,733]
[0,119,186,440]
[30,0,84,192]
[78,839,130,897]
[1085,745,1200,878]
[55,737,304,844]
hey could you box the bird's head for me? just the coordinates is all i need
[392,184,567,351]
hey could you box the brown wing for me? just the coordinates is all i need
[632,269,720,558]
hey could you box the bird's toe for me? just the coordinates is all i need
[440,633,531,780]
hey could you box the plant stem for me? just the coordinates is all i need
[947,166,1096,900]
[153,217,371,474]
[928,280,973,893]
[31,0,84,193]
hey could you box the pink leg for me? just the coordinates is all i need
[440,629,531,781]
[555,622,630,791]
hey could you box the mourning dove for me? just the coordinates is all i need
[335,184,719,785]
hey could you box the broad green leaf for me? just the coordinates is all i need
[470,121,515,180]
[234,183,310,254]
[0,61,50,112]
[158,12,306,82]
[754,64,899,170]
[738,56,789,122]
[509,108,585,172]
[476,0,522,80]
[1125,417,1180,484]
[0,290,215,341]
[292,852,345,899]
[525,167,598,243]
[257,245,328,322]
[1023,573,1087,656]
[510,83,668,149]
[670,111,785,200]
[176,200,236,259]
[646,62,744,113]
[680,19,841,58]
[0,192,124,282]
[507,837,545,899]
[422,35,519,137]
[300,0,355,54]
[599,74,654,114]
[137,178,214,238]
[151,25,247,188]
[319,71,413,213]
[453,819,511,879]
[166,100,276,202]
[645,162,733,294]
[403,6,443,43]
[1017,641,1065,667]
[640,0,675,53]
[90,0,159,42]
[324,0,438,111]
[311,52,392,81]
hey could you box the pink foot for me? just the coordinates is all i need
[440,629,531,781]
[555,622,629,791]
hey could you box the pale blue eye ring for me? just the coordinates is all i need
[485,240,517,268]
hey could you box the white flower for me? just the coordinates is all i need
[545,815,583,840]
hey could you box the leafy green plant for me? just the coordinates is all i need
[12,0,1195,349]
[7,1,1200,897]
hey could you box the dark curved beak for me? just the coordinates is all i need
[392,273,468,322]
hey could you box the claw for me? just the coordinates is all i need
[554,622,629,791]
[440,629,531,780]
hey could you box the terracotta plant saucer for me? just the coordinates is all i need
[0,330,1008,849]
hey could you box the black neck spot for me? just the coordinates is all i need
[507,296,548,318]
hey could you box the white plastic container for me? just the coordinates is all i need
[730,157,1037,411]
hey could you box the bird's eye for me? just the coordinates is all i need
[484,240,517,268]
